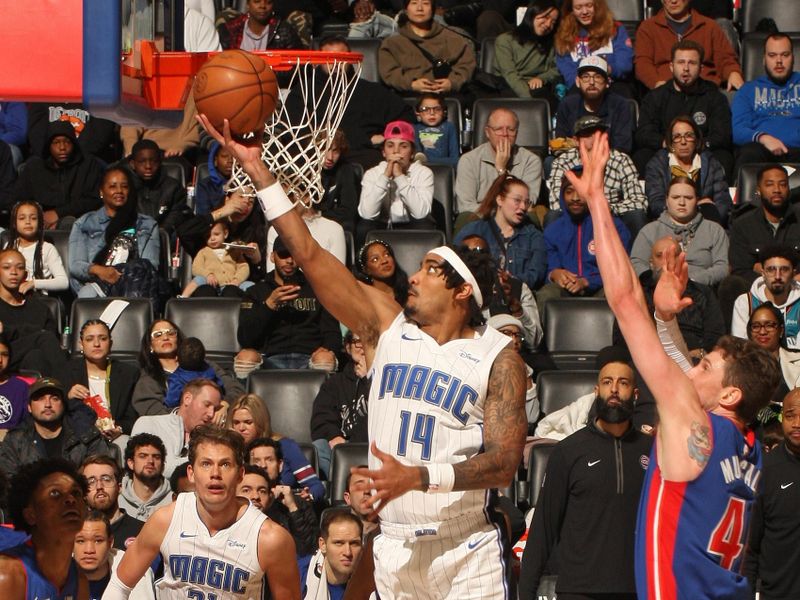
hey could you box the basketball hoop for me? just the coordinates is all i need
[226,51,362,209]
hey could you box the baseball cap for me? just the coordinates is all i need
[577,56,609,77]
[383,120,415,144]
[487,314,524,333]
[273,236,291,258]
[29,377,65,400]
[573,115,609,137]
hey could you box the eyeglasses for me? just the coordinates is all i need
[418,106,443,113]
[503,194,531,208]
[578,72,605,82]
[671,132,697,143]
[86,474,116,489]
[151,328,178,339]
[764,265,793,275]
[499,329,523,340]
[749,321,780,332]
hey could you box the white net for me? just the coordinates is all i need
[227,57,362,208]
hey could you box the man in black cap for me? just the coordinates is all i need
[10,120,103,228]
[0,377,114,477]
[236,236,342,371]
[547,115,647,237]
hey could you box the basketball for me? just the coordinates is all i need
[193,50,279,137]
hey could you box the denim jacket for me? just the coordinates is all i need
[69,206,160,288]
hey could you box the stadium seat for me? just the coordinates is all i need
[344,38,382,84]
[606,0,644,21]
[178,249,194,290]
[39,295,64,336]
[471,98,550,158]
[430,164,455,242]
[45,230,71,278]
[527,440,558,507]
[329,442,369,504]
[735,162,800,207]
[70,298,153,358]
[543,298,615,369]
[159,228,172,279]
[741,32,800,82]
[164,297,242,366]
[536,370,599,415]
[626,97,639,127]
[365,230,446,277]
[247,369,329,444]
[402,96,463,148]
[194,161,209,186]
[480,37,497,74]
[298,442,319,475]
[741,0,800,33]
[344,230,356,268]
[162,158,187,188]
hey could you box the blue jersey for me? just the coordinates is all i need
[0,532,80,600]
[635,413,761,599]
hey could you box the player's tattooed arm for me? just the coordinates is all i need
[687,420,712,468]
[453,348,527,491]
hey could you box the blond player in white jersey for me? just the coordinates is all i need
[101,424,300,600]
[199,116,528,600]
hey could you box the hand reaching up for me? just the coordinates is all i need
[565,131,610,208]
[654,246,693,321]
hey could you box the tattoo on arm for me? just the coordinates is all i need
[687,420,712,468]
[453,348,527,491]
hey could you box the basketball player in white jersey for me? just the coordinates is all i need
[198,117,528,599]
[102,425,300,600]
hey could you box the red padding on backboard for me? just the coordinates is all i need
[0,0,83,102]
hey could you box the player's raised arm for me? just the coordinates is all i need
[102,505,173,600]
[198,116,399,352]
[570,132,708,482]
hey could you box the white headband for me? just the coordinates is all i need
[430,246,484,308]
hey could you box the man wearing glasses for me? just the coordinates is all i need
[554,56,634,155]
[732,245,800,348]
[0,377,114,477]
[455,107,542,226]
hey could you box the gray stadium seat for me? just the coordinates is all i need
[45,230,70,278]
[471,98,550,158]
[430,164,455,243]
[741,32,800,82]
[480,37,497,74]
[246,369,328,444]
[741,0,800,33]
[164,297,242,366]
[544,299,615,370]
[329,442,369,504]
[606,0,644,21]
[162,158,187,188]
[39,295,64,337]
[527,440,557,507]
[345,38,382,83]
[364,229,446,277]
[536,370,599,415]
[70,298,153,358]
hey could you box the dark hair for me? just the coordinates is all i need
[671,39,705,63]
[243,463,270,482]
[345,464,369,492]
[747,302,787,350]
[124,433,167,477]
[80,454,122,482]
[757,164,789,182]
[476,174,529,220]
[9,458,87,532]
[246,437,283,462]
[80,318,110,339]
[715,335,782,424]
[514,0,559,44]
[320,507,363,540]
[764,32,794,53]
[760,244,799,268]
[356,240,409,305]
[188,424,246,468]
[318,35,350,50]
[84,509,112,537]
[178,337,208,371]
[329,128,349,155]
[0,331,12,357]
[169,462,191,494]
[438,245,495,323]
[415,93,446,113]
[94,167,138,265]
[666,115,703,150]
[131,139,161,159]
[5,201,46,280]
[138,319,185,387]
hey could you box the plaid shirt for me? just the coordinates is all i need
[548,148,646,214]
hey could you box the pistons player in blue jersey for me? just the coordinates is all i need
[569,131,781,600]
[0,458,90,600]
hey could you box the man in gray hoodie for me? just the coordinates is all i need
[117,433,172,522]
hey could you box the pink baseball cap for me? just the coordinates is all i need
[383,120,415,144]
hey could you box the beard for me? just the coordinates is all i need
[594,393,635,424]
[762,197,789,218]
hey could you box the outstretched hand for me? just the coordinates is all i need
[565,131,610,206]
[350,441,424,518]
[196,115,264,170]
[654,246,693,320]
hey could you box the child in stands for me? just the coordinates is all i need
[180,220,250,297]
[413,94,459,167]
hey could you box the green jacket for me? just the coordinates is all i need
[493,32,560,98]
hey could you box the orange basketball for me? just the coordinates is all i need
[193,50,279,137]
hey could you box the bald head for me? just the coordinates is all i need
[650,237,680,271]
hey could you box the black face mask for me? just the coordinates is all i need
[593,392,635,425]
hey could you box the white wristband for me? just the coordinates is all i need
[256,182,294,223]
[426,463,455,494]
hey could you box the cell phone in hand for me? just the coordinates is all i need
[224,242,251,251]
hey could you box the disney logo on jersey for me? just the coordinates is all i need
[228,540,247,549]
[458,350,480,364]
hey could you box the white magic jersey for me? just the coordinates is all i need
[158,492,267,600]
[369,312,510,527]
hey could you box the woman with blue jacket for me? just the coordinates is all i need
[455,175,547,291]
[69,166,160,297]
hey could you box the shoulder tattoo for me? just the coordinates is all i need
[687,420,712,467]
